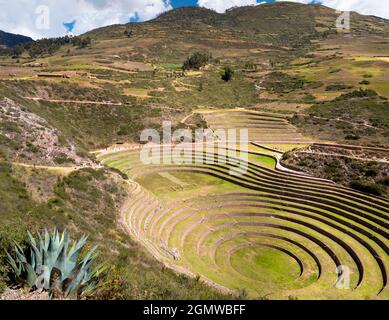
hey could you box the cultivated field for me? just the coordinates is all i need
[2,2,389,300]
[200,109,313,144]
[98,145,389,299]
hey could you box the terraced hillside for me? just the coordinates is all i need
[98,145,389,299]
[200,109,312,144]
[1,2,389,301]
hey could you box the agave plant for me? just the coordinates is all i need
[6,227,105,299]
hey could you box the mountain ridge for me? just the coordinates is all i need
[84,2,389,49]
[0,30,32,48]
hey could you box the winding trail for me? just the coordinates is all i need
[23,97,123,106]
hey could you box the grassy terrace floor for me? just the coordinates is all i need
[97,145,389,300]
[200,110,313,144]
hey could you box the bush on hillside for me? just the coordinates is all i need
[183,52,211,70]
[263,71,305,94]
[349,180,383,196]
[325,83,353,91]
[359,80,370,85]
[0,36,92,58]
[221,66,234,82]
[335,89,378,101]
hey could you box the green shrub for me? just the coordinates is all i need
[336,89,378,101]
[349,180,383,196]
[359,80,370,85]
[365,168,378,177]
[345,134,360,140]
[221,67,234,82]
[378,177,389,186]
[183,52,211,70]
[325,84,353,91]
[263,72,305,94]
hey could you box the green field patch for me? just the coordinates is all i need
[161,63,183,70]
[248,154,276,169]
[62,64,98,70]
[369,80,389,98]
[136,171,244,203]
[230,246,301,285]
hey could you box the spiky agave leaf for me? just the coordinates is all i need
[64,264,92,297]
[7,251,36,287]
[54,232,71,282]
[45,228,64,269]
[79,262,108,298]
[7,227,104,299]
[55,234,89,284]
[67,235,88,263]
[37,228,44,253]
[44,228,50,252]
[30,250,36,270]
[64,246,99,299]
[14,243,27,265]
[27,230,37,247]
[28,231,42,268]
[24,262,37,287]
[6,251,21,277]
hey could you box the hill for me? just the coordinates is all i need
[86,3,389,54]
[0,30,32,48]
[0,2,388,300]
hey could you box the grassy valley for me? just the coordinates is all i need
[0,2,388,300]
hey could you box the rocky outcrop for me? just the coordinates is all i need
[0,98,94,166]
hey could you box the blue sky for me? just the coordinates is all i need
[171,0,199,7]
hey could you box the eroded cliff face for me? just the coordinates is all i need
[0,98,93,166]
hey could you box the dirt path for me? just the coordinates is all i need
[181,111,195,124]
[313,143,389,153]
[296,151,389,163]
[12,162,79,171]
[11,162,103,174]
[23,97,123,106]
[305,115,383,131]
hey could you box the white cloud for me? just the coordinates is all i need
[198,0,389,19]
[0,0,172,39]
[197,0,257,13]
[277,1,389,19]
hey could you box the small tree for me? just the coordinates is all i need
[124,28,133,38]
[222,66,234,82]
[13,45,24,58]
[183,52,211,71]
[80,37,91,48]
